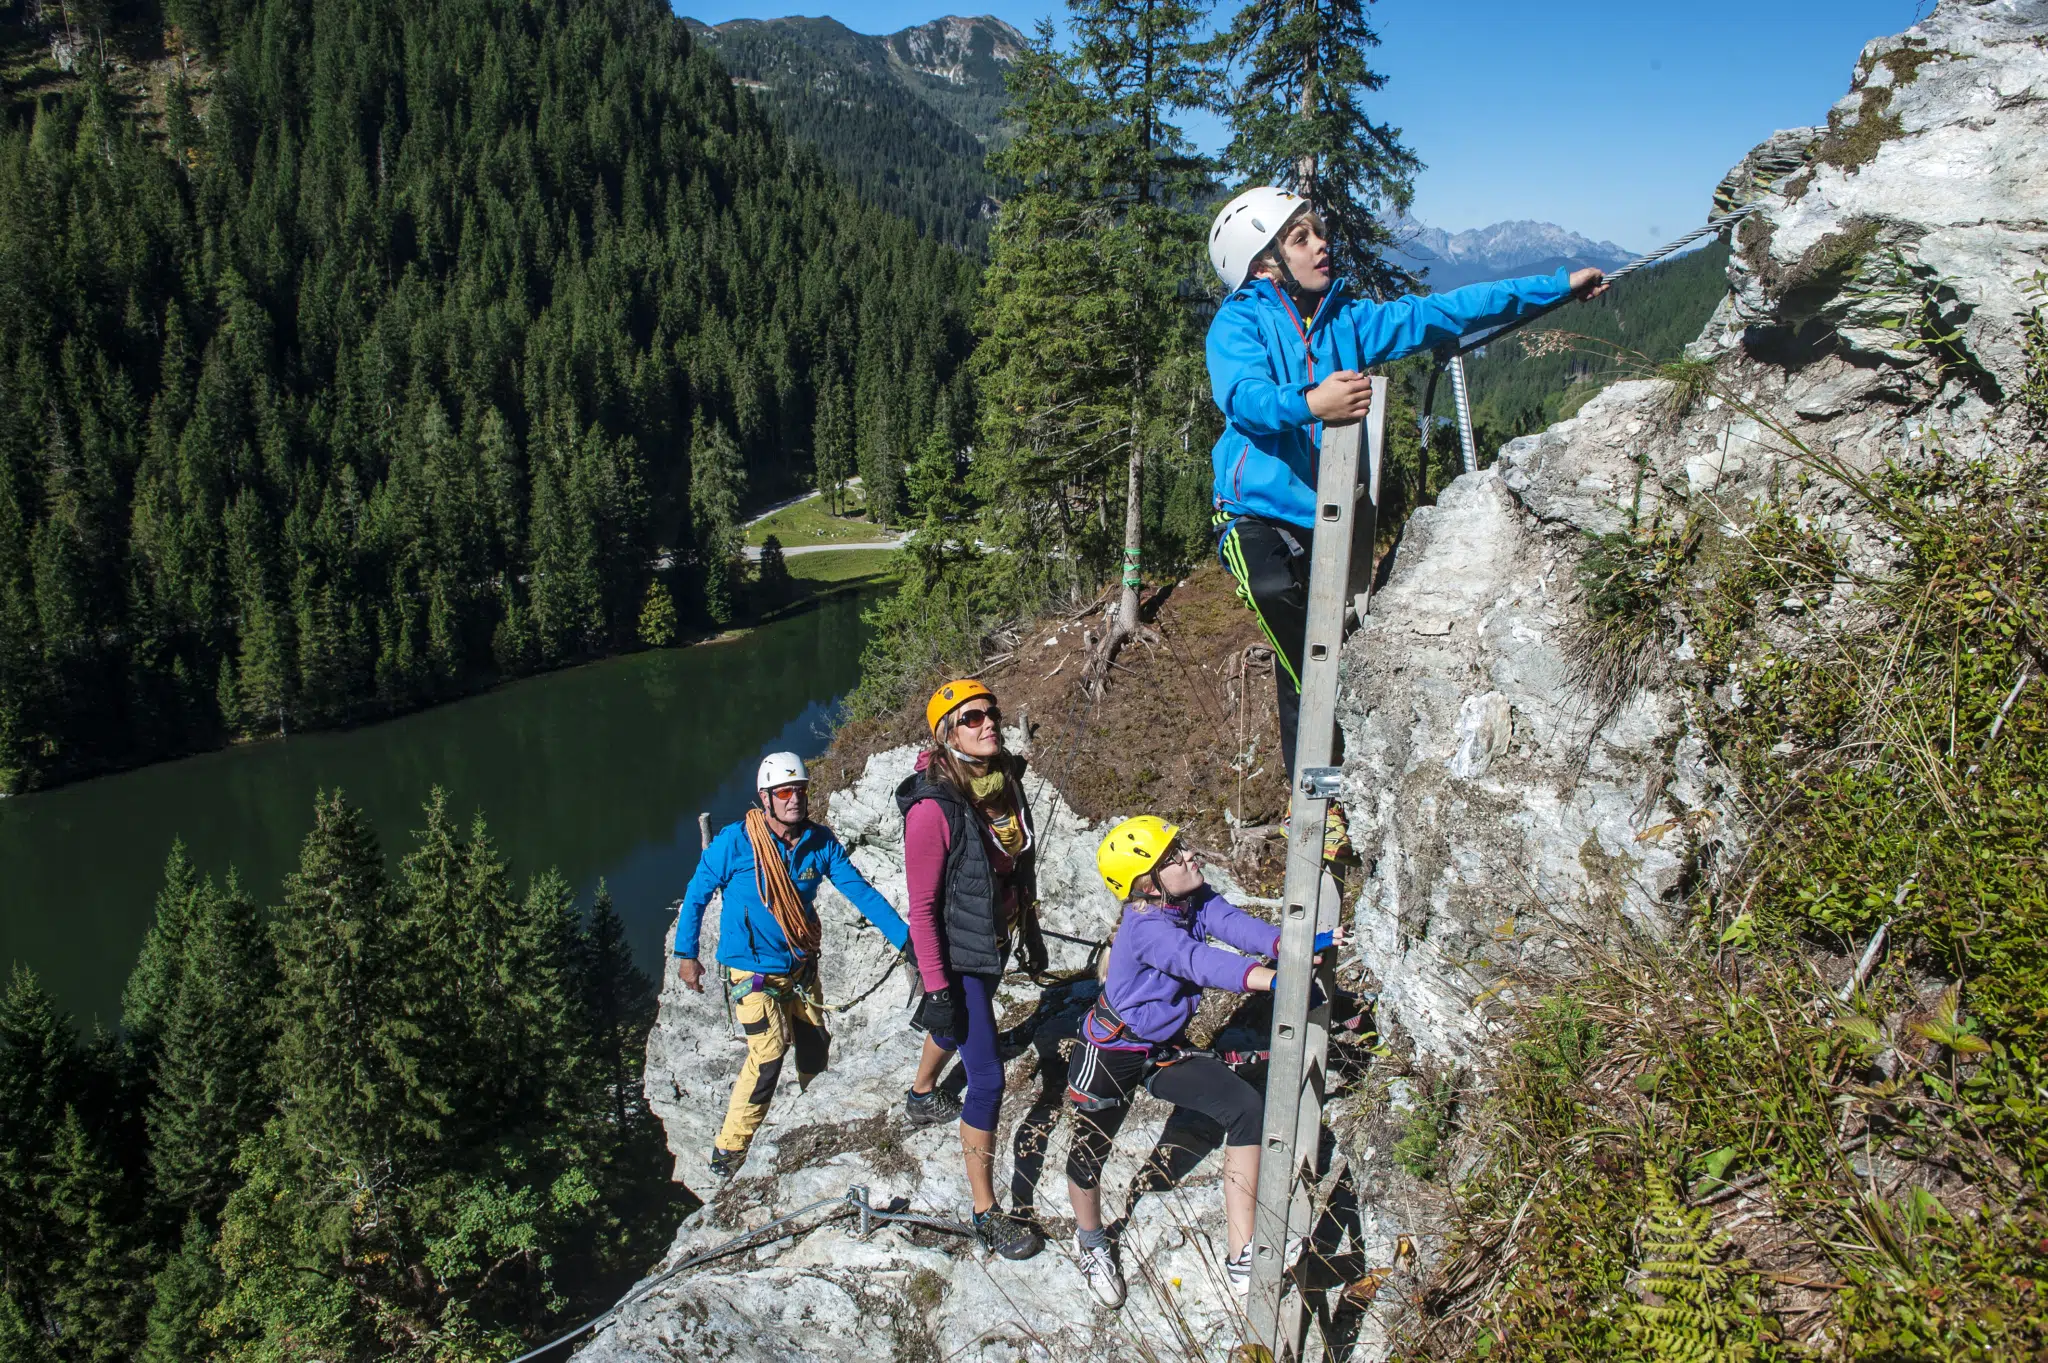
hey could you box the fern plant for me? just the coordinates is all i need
[1625,1164,1787,1363]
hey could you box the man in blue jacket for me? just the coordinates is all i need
[1205,187,1608,856]
[673,751,910,1177]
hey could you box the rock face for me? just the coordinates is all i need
[587,745,1274,1362]
[592,3,2046,1357]
[1340,0,2047,1075]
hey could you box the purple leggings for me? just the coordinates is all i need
[933,972,1004,1132]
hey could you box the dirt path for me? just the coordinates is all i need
[742,539,904,562]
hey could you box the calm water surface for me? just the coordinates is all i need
[0,592,874,1027]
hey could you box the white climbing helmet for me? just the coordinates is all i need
[756,751,809,791]
[1209,186,1310,292]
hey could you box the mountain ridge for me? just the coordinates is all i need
[1390,214,1635,290]
[683,12,1024,142]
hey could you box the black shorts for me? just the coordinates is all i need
[1064,1043,1264,1189]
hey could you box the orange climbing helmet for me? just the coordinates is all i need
[925,679,994,735]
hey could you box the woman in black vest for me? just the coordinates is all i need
[897,679,1048,1259]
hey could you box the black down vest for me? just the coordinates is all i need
[895,753,1038,977]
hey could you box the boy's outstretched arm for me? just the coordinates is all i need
[1350,269,1584,367]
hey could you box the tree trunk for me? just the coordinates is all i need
[1088,384,1146,696]
[1296,5,1318,192]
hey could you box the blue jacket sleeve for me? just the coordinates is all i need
[1207,299,1316,435]
[1348,270,1575,366]
[1194,888,1283,960]
[673,826,737,958]
[1125,911,1263,994]
[823,836,910,951]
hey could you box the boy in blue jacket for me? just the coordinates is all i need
[673,751,909,1177]
[1205,187,1607,853]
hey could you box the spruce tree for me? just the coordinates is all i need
[267,791,434,1164]
[0,967,72,1342]
[976,7,1214,684]
[689,418,746,627]
[1207,0,1422,298]
[755,536,794,612]
[138,1216,221,1363]
[43,1106,150,1361]
[119,841,202,1046]
[574,883,653,1129]
[637,578,677,646]
[145,870,275,1222]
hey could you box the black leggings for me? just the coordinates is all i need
[1219,517,1312,775]
[1065,1047,1263,1191]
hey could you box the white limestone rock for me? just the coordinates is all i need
[594,744,1272,1362]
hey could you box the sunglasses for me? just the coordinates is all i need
[766,784,807,800]
[952,706,1002,731]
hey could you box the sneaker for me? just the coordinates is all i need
[973,1204,1045,1261]
[1226,1239,1306,1299]
[708,1146,745,1178]
[905,1086,962,1127]
[1074,1234,1126,1308]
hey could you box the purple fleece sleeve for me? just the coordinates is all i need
[1194,887,1283,961]
[1124,909,1266,994]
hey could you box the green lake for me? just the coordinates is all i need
[0,591,875,1029]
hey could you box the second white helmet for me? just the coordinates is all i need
[756,751,809,790]
[1209,186,1309,292]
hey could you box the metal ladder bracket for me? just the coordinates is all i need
[1298,766,1343,799]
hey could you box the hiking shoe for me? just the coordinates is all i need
[1323,804,1359,866]
[708,1146,745,1179]
[1075,1234,1126,1308]
[1279,806,1360,867]
[973,1204,1045,1261]
[905,1086,962,1127]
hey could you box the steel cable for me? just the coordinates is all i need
[1418,203,1764,458]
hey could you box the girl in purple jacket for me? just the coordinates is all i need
[1064,815,1329,1307]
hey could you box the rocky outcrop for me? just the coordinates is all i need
[1340,0,2046,1075]
[592,3,2046,1357]
[587,746,1275,1362]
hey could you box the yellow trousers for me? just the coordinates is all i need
[715,967,830,1154]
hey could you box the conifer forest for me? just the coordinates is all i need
[0,0,976,793]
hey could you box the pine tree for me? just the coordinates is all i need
[146,870,275,1222]
[690,418,746,628]
[637,578,677,647]
[573,883,653,1129]
[755,536,793,612]
[43,1106,150,1361]
[976,8,1214,686]
[1207,0,1421,298]
[138,1216,221,1363]
[0,967,73,1342]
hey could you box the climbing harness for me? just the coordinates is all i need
[1418,203,1765,470]
[501,1184,975,1363]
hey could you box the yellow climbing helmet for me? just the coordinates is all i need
[1097,815,1180,899]
[925,679,994,735]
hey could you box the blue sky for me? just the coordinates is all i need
[675,0,1929,251]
